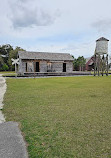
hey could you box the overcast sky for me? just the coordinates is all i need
[0,0,111,58]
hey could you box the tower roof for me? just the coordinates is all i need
[96,37,109,42]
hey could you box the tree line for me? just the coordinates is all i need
[0,44,86,71]
[0,44,24,71]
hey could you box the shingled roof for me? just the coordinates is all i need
[18,51,74,61]
[96,37,109,42]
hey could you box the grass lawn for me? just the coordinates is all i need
[0,71,15,74]
[3,76,111,158]
[0,71,16,77]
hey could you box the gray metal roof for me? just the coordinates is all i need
[96,37,109,42]
[18,51,74,61]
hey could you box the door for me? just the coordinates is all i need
[26,62,27,72]
[63,63,66,72]
[36,62,39,72]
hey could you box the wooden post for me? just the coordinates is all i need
[34,57,36,78]
[106,54,108,76]
[98,55,100,76]
[101,55,104,76]
[94,54,96,76]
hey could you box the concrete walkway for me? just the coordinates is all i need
[0,74,6,123]
[0,122,28,158]
[0,74,28,158]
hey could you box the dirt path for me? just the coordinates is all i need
[0,74,6,123]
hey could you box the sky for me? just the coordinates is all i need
[0,0,111,58]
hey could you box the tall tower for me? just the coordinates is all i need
[94,37,109,76]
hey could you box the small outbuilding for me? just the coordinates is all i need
[18,51,74,75]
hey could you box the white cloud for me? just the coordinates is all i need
[9,0,60,28]
[0,0,111,57]
[92,19,111,35]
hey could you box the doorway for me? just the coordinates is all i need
[63,63,66,72]
[36,62,39,72]
[26,62,27,72]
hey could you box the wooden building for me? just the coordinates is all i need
[18,51,74,75]
[85,56,94,71]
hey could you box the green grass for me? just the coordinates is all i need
[2,74,17,77]
[91,71,111,75]
[0,71,16,76]
[0,71,15,74]
[3,76,111,158]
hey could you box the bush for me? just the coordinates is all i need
[2,64,9,71]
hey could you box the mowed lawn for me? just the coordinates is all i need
[3,76,111,158]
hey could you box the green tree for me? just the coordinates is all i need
[74,56,86,71]
[0,44,25,71]
[0,44,13,70]
[71,55,75,70]
[0,56,4,70]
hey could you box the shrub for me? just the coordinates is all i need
[2,64,9,71]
